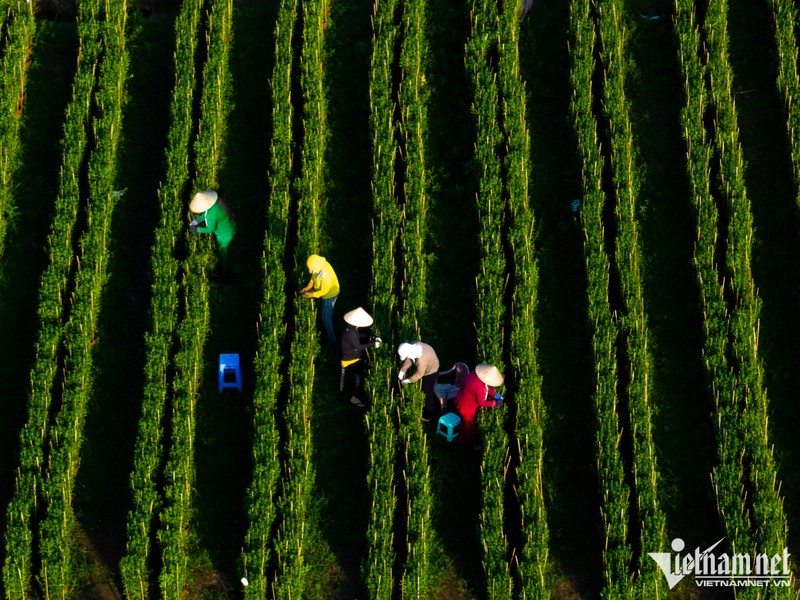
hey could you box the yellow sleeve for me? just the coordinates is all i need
[310,274,332,298]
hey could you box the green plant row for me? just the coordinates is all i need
[37,0,129,594]
[157,0,234,596]
[0,0,10,48]
[464,0,511,596]
[271,0,327,595]
[594,1,667,597]
[675,0,792,594]
[363,0,400,595]
[1,0,112,595]
[118,0,206,596]
[397,0,433,593]
[239,0,298,595]
[674,0,750,567]
[496,0,548,596]
[703,0,791,584]
[567,0,632,596]
[768,0,800,217]
[0,0,34,273]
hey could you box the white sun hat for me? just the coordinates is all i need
[397,342,414,361]
[397,342,422,360]
[189,189,218,213]
[475,364,503,387]
[344,307,373,327]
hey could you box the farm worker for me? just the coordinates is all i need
[453,364,504,449]
[189,189,236,278]
[340,307,381,408]
[397,342,440,422]
[301,254,340,344]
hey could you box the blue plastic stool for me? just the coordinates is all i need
[436,412,461,442]
[218,353,242,393]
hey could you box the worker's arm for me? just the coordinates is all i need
[475,385,497,408]
[406,368,423,383]
[399,358,413,375]
[195,208,217,234]
[308,275,332,298]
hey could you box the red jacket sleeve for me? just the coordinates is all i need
[475,385,496,408]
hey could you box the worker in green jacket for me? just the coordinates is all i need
[189,189,236,278]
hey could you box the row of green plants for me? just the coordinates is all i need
[119,0,206,595]
[464,0,553,595]
[238,0,298,595]
[396,0,434,594]
[1,0,125,595]
[703,0,790,580]
[674,0,752,574]
[37,0,129,595]
[567,0,633,595]
[767,0,800,216]
[594,0,667,596]
[118,0,207,595]
[465,0,513,596]
[496,0,548,596]
[363,0,401,594]
[569,1,670,596]
[675,0,791,593]
[270,0,327,595]
[0,0,34,270]
[157,0,233,596]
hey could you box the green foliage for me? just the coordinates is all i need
[465,0,512,597]
[239,0,297,596]
[568,0,632,596]
[363,0,400,595]
[271,0,327,596]
[156,0,234,596]
[119,0,205,597]
[496,0,548,597]
[0,0,34,273]
[594,0,667,596]
[676,0,791,594]
[2,0,128,596]
[769,0,800,220]
[398,0,434,593]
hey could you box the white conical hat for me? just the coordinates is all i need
[344,307,373,327]
[475,364,503,387]
[190,190,218,212]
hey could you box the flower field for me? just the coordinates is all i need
[2,0,800,598]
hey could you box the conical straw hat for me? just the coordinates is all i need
[190,190,218,212]
[475,364,503,387]
[344,307,373,327]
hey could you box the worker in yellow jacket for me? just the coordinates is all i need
[301,254,340,343]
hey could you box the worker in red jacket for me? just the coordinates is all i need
[453,364,504,448]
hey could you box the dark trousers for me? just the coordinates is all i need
[421,372,439,419]
[342,360,366,401]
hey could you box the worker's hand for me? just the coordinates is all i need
[495,398,504,408]
[373,337,382,348]
[301,290,312,298]
[401,379,410,385]
[398,371,405,380]
[189,220,198,234]
[190,219,199,227]
[493,392,503,401]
